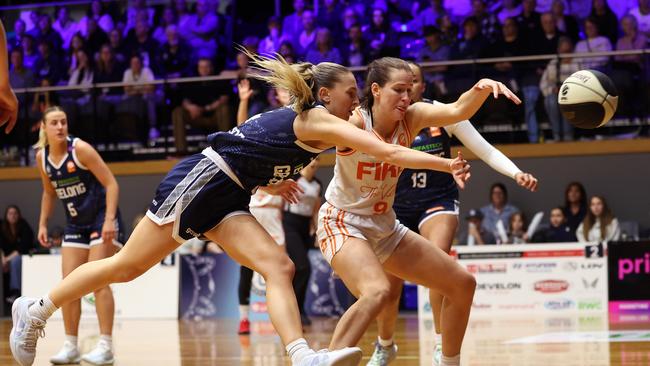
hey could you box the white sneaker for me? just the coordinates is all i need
[297,347,363,366]
[81,340,114,365]
[366,341,398,365]
[433,343,442,366]
[50,341,81,364]
[9,297,46,366]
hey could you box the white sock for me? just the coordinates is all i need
[65,335,78,348]
[434,332,442,346]
[286,338,314,365]
[28,294,57,321]
[239,305,250,320]
[99,334,113,350]
[440,354,460,366]
[378,336,393,347]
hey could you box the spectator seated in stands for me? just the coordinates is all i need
[447,16,488,97]
[185,0,219,61]
[66,33,86,79]
[109,29,127,65]
[575,16,612,71]
[480,182,520,238]
[563,181,588,236]
[124,19,160,75]
[577,195,620,242]
[85,17,109,59]
[507,212,529,244]
[341,23,369,67]
[364,7,399,60]
[62,49,96,139]
[462,209,497,245]
[153,6,178,46]
[282,0,307,41]
[629,0,650,40]
[20,35,39,71]
[79,0,115,37]
[259,16,286,57]
[121,53,159,143]
[305,28,342,65]
[552,0,579,43]
[317,0,345,45]
[472,0,501,44]
[409,0,446,36]
[613,14,648,120]
[590,0,619,45]
[172,58,231,155]
[540,36,579,142]
[52,7,77,51]
[498,0,523,24]
[33,13,63,53]
[416,26,449,99]
[9,48,35,107]
[33,39,63,86]
[532,207,577,242]
[8,19,27,51]
[160,24,192,79]
[0,205,35,305]
[292,9,317,59]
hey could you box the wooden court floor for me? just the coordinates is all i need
[1,313,649,365]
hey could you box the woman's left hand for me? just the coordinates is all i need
[450,151,471,190]
[101,218,116,245]
[264,179,305,204]
[475,79,522,105]
[515,172,538,192]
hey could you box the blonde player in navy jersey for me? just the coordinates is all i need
[365,63,538,366]
[11,53,481,366]
[317,57,521,366]
[33,106,123,365]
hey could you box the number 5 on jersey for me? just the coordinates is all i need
[67,202,78,217]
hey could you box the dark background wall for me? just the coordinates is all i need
[1,153,648,240]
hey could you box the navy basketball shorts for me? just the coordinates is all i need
[147,152,252,243]
[394,191,459,234]
[63,210,124,249]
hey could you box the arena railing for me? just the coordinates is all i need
[4,49,649,166]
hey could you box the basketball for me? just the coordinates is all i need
[558,69,619,129]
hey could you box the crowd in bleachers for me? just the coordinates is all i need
[2,0,650,153]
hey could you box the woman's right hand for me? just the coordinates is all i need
[237,79,254,101]
[38,225,51,248]
[449,151,471,189]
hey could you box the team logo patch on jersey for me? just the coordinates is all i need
[429,127,442,137]
[67,161,76,173]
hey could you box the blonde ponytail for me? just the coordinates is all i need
[240,48,350,113]
[33,105,65,150]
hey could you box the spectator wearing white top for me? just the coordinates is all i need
[122,54,159,143]
[52,7,77,50]
[540,36,579,141]
[78,0,114,37]
[575,16,612,71]
[629,0,650,39]
[576,195,620,242]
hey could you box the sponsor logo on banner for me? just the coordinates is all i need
[617,252,650,280]
[534,280,569,293]
[562,261,578,272]
[582,277,599,290]
[544,299,575,310]
[512,262,557,273]
[476,282,522,291]
[466,263,507,274]
[472,302,492,309]
[578,299,603,310]
[497,303,538,310]
[581,262,604,270]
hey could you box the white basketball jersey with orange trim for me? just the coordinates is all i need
[324,107,412,215]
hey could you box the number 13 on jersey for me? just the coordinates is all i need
[411,172,426,188]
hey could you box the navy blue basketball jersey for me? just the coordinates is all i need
[394,119,457,210]
[208,106,324,192]
[43,137,106,226]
